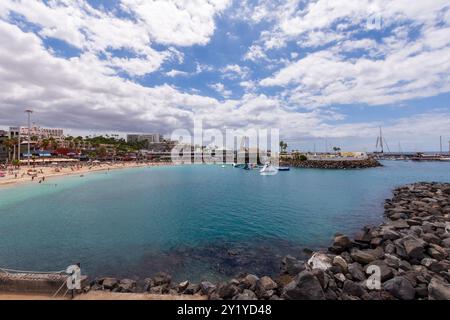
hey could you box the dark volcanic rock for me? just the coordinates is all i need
[343,280,366,298]
[217,282,239,299]
[152,272,172,286]
[350,248,383,264]
[403,238,425,259]
[255,276,277,298]
[117,279,136,293]
[428,278,450,300]
[101,278,119,290]
[383,277,415,300]
[281,255,306,275]
[348,262,366,281]
[200,281,216,295]
[282,271,325,300]
[285,158,382,170]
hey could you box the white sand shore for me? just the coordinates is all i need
[0,161,174,187]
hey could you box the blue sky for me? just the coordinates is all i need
[0,0,450,151]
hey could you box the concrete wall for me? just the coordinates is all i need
[0,273,88,296]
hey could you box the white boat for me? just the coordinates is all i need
[439,157,450,162]
[260,162,277,175]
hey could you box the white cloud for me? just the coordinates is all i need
[0,0,229,77]
[166,69,189,77]
[220,64,249,79]
[209,83,232,97]
[119,0,231,46]
[244,45,268,62]
[251,0,450,107]
[0,0,449,151]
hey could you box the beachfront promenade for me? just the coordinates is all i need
[0,161,172,187]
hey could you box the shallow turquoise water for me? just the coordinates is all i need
[1,161,450,282]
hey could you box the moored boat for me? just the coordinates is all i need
[260,162,277,175]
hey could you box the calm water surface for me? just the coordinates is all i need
[1,161,450,282]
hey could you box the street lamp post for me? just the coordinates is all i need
[25,109,33,166]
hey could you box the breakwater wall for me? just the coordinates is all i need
[284,158,382,169]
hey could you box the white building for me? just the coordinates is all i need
[127,133,163,146]
[20,126,64,140]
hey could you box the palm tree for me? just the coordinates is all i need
[41,139,50,151]
[9,137,19,161]
[4,138,16,162]
[333,146,341,154]
[279,140,288,154]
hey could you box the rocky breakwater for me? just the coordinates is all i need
[286,157,381,169]
[83,182,450,300]
[204,182,450,300]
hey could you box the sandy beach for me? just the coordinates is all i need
[0,161,173,187]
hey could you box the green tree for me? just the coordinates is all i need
[279,140,288,153]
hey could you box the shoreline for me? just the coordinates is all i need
[0,161,174,187]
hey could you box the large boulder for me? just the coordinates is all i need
[282,271,325,300]
[403,238,425,259]
[241,274,259,290]
[233,289,257,300]
[333,255,348,273]
[343,280,366,298]
[428,278,450,300]
[255,276,277,298]
[281,255,306,275]
[332,235,353,252]
[118,279,136,293]
[383,277,415,300]
[101,278,119,290]
[365,260,394,282]
[350,248,382,264]
[216,282,239,299]
[307,253,332,271]
[152,272,172,286]
[427,244,448,260]
[348,262,366,281]
[200,281,216,295]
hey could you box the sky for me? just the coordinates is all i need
[0,0,450,152]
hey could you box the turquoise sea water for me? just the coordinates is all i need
[1,161,450,282]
